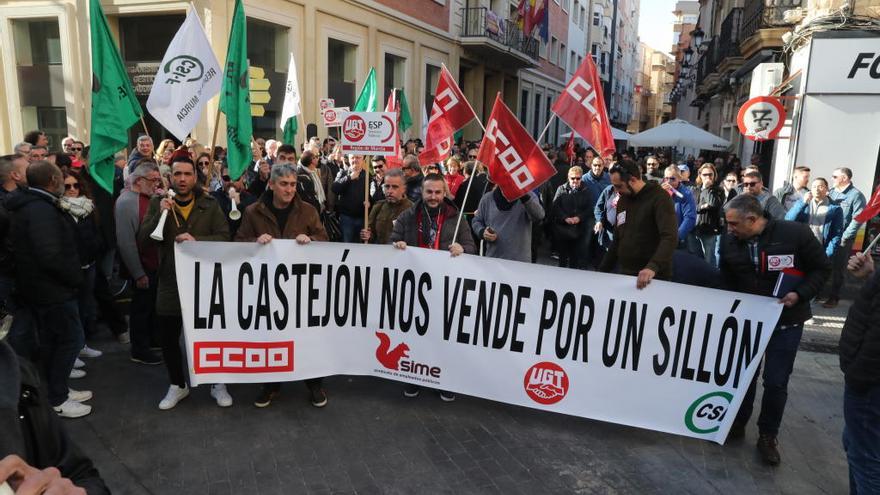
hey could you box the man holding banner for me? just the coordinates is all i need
[235,163,329,409]
[720,194,830,465]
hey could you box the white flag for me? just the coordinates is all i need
[280,53,301,130]
[146,6,221,142]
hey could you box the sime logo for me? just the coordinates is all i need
[684,391,733,434]
[523,361,569,405]
[193,341,294,374]
[374,332,441,378]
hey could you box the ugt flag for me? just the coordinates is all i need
[420,64,476,164]
[552,56,615,158]
[89,0,143,193]
[477,94,555,201]
[146,6,221,142]
[280,53,302,145]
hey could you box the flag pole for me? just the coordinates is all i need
[364,155,371,244]
[140,117,150,138]
[451,159,476,246]
[208,108,222,164]
[863,233,880,255]
[536,114,556,145]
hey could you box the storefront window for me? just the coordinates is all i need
[425,64,440,117]
[13,19,66,149]
[329,39,357,109]
[384,53,406,102]
[247,18,289,140]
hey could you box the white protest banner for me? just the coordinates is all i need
[322,107,349,128]
[174,241,782,444]
[146,6,221,141]
[339,111,397,155]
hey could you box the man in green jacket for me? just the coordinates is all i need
[138,156,230,411]
[599,160,679,289]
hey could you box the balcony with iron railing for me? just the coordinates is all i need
[717,8,743,65]
[696,37,718,87]
[459,8,539,67]
[740,0,803,58]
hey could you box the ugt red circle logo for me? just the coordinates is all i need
[343,115,366,142]
[524,361,569,405]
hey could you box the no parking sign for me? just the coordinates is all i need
[737,96,785,141]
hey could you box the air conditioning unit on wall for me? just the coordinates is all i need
[750,63,784,98]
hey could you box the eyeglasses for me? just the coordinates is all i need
[468,155,477,159]
[374,164,385,170]
[742,181,759,188]
[64,183,81,190]
[663,177,678,182]
[569,176,582,181]
[198,161,210,166]
[71,147,83,152]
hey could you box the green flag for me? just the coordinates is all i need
[282,116,298,146]
[353,67,378,112]
[89,0,142,193]
[219,0,252,180]
[398,90,413,133]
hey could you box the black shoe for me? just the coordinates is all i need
[310,388,328,408]
[254,388,279,408]
[130,351,162,365]
[727,422,746,441]
[822,297,839,309]
[439,391,456,402]
[757,434,781,466]
[403,384,420,398]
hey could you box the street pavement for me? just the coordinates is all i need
[65,332,849,494]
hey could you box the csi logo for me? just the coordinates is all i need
[163,55,205,84]
[193,341,294,374]
[484,119,536,189]
[343,115,366,142]
[523,361,569,405]
[684,391,733,435]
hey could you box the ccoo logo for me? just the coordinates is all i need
[524,361,569,405]
[684,391,733,434]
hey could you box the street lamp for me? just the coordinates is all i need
[691,27,704,48]
[684,46,694,65]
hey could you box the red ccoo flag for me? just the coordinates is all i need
[418,136,452,166]
[855,184,880,223]
[384,89,404,168]
[477,94,555,201]
[552,56,615,158]
[421,65,476,159]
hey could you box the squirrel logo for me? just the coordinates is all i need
[375,332,410,370]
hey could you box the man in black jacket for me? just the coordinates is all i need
[719,194,830,466]
[6,161,91,419]
[839,252,880,493]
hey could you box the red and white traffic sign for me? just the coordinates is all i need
[737,96,785,141]
[339,111,397,156]
[322,106,348,127]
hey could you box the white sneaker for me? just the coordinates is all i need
[158,385,189,410]
[54,399,92,418]
[74,357,85,369]
[68,388,93,403]
[210,384,233,407]
[79,345,103,358]
[69,368,86,379]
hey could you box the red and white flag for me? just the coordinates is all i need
[384,89,404,168]
[477,94,555,201]
[419,64,476,165]
[551,56,615,158]
[855,185,880,223]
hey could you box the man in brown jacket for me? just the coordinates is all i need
[598,160,678,289]
[235,163,329,409]
[139,156,230,410]
[360,168,412,245]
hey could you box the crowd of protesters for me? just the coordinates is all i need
[0,128,878,493]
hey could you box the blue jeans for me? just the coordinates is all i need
[339,214,364,244]
[734,323,803,436]
[32,299,85,407]
[696,233,719,267]
[843,383,880,494]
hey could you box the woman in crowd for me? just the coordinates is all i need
[552,166,595,269]
[691,163,725,266]
[445,157,465,197]
[155,139,175,167]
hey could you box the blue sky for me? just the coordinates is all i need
[638,0,678,54]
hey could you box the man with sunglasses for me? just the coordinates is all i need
[719,194,829,465]
[210,164,256,238]
[369,156,387,203]
[741,170,786,220]
[661,166,697,247]
[825,167,867,309]
[598,160,678,289]
[361,168,411,245]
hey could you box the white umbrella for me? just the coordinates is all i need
[560,127,632,141]
[628,119,730,150]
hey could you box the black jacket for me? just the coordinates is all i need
[390,198,477,254]
[552,183,596,225]
[406,173,424,204]
[719,219,831,326]
[6,189,83,304]
[0,202,10,278]
[331,169,370,217]
[839,268,880,391]
[694,185,725,235]
[71,212,103,267]
[454,173,489,214]
[0,341,109,494]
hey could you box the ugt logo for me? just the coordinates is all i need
[684,391,733,435]
[343,115,366,142]
[565,77,600,121]
[484,119,536,189]
[524,361,569,405]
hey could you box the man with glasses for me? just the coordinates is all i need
[644,156,663,182]
[661,166,697,248]
[115,163,164,365]
[599,160,678,289]
[361,168,411,245]
[466,149,478,161]
[61,136,76,154]
[211,164,256,238]
[370,156,387,203]
[28,146,48,163]
[825,167,867,308]
[740,170,786,220]
[720,194,830,465]
[773,166,811,213]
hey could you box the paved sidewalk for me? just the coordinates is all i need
[65,337,849,495]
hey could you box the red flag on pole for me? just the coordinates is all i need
[423,65,477,154]
[384,89,404,168]
[551,56,615,158]
[418,137,452,166]
[566,132,576,164]
[855,185,880,223]
[477,94,555,201]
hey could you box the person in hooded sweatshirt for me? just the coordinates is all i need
[472,186,544,262]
